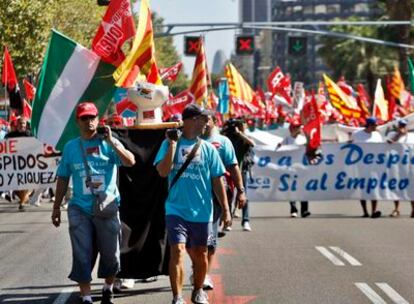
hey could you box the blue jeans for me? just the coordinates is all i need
[67,206,121,283]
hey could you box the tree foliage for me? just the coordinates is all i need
[318,16,399,94]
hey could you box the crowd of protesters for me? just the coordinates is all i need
[2,103,414,304]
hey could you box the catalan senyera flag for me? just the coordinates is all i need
[113,0,161,87]
[189,37,209,106]
[373,79,388,121]
[389,66,404,100]
[225,63,256,116]
[323,74,361,122]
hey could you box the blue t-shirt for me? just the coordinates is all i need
[154,137,225,223]
[57,137,122,216]
[202,131,237,167]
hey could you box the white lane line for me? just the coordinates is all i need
[376,283,409,304]
[355,283,387,304]
[315,246,345,266]
[52,287,75,304]
[329,246,362,266]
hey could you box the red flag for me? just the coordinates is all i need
[92,0,136,66]
[163,90,193,119]
[160,62,183,82]
[23,79,36,101]
[22,99,32,119]
[2,46,18,90]
[115,98,137,115]
[267,66,292,104]
[301,94,321,150]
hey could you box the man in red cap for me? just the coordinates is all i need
[277,120,311,218]
[51,102,135,304]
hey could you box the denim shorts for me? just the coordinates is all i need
[207,200,222,250]
[166,215,209,248]
[67,206,121,283]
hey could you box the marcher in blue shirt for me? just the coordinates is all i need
[155,104,231,304]
[200,113,246,290]
[51,102,135,304]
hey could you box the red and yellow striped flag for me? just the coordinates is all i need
[189,38,209,106]
[389,66,405,100]
[113,0,161,87]
[323,74,361,121]
[225,63,256,116]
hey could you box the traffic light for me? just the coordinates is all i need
[235,35,255,55]
[184,36,201,56]
[288,36,307,56]
[97,0,110,6]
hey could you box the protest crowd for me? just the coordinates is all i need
[2,0,414,304]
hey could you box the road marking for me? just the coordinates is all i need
[315,246,345,266]
[355,283,387,304]
[329,246,362,266]
[52,287,74,304]
[376,283,409,304]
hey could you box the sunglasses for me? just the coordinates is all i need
[80,115,97,121]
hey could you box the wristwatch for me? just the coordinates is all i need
[236,187,245,193]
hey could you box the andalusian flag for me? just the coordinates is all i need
[31,30,116,150]
[113,0,161,87]
[225,63,257,116]
[323,74,361,121]
[408,58,414,93]
[189,37,209,106]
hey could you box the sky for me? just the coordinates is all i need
[149,0,239,76]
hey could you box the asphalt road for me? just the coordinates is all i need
[0,198,413,304]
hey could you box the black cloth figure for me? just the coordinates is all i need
[114,128,169,279]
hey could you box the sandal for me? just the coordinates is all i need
[389,210,400,217]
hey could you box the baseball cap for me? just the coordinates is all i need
[76,102,98,119]
[182,104,211,120]
[398,119,408,127]
[365,117,377,126]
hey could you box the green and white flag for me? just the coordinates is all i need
[31,30,116,150]
[408,57,414,94]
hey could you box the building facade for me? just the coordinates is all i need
[271,0,380,86]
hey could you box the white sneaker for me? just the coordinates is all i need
[223,225,232,231]
[191,289,209,304]
[291,212,298,218]
[242,222,251,231]
[121,278,135,289]
[172,295,186,304]
[203,275,214,290]
[233,209,240,218]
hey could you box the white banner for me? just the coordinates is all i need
[0,137,60,191]
[247,143,414,201]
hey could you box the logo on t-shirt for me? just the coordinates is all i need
[86,146,100,156]
[211,141,221,150]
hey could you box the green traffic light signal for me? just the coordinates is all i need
[288,37,307,56]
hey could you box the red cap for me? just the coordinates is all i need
[290,119,302,128]
[76,102,98,119]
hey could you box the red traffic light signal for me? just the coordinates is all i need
[184,36,201,56]
[236,35,255,55]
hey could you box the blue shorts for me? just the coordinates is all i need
[166,215,209,248]
[67,206,121,283]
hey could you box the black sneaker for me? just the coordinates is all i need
[217,231,226,238]
[81,299,93,304]
[101,288,114,304]
[301,211,311,218]
[371,211,382,218]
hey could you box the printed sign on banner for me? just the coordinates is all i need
[248,143,414,201]
[0,137,60,191]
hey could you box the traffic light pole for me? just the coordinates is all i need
[155,21,414,50]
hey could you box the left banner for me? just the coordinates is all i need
[0,138,60,191]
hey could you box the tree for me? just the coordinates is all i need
[318,17,399,96]
[153,13,188,95]
[381,0,412,81]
